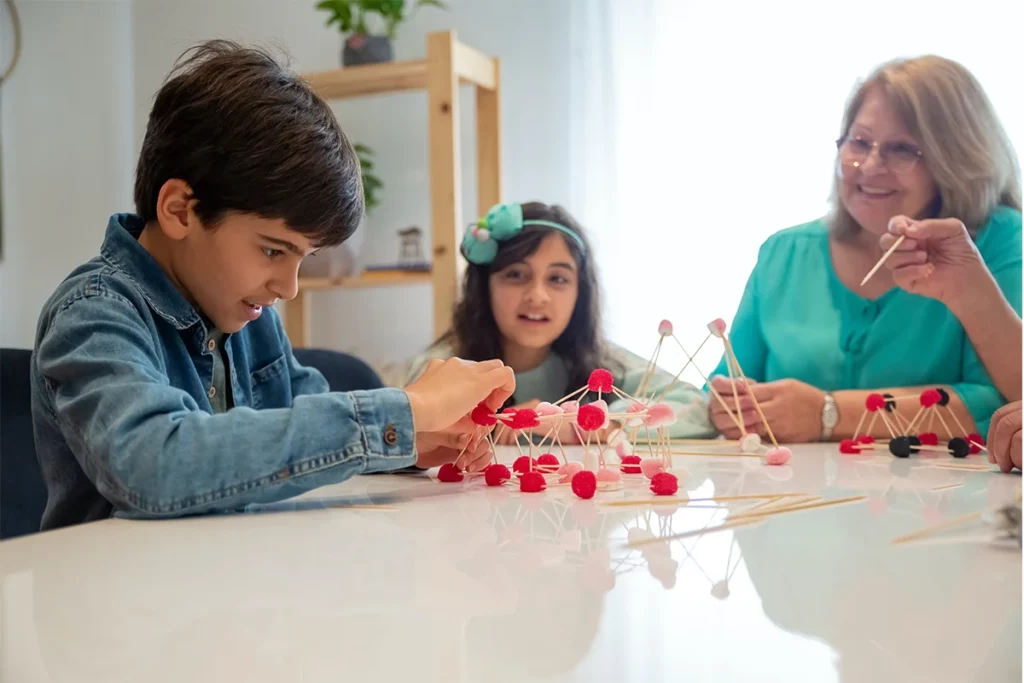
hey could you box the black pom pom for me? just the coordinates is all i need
[936,388,950,407]
[889,436,912,458]
[948,437,970,458]
[907,435,921,453]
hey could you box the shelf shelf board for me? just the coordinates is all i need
[297,269,433,291]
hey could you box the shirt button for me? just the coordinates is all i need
[207,338,216,352]
[208,386,217,399]
[383,424,398,446]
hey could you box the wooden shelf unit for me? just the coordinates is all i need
[284,30,502,347]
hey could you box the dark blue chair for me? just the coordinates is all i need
[0,347,382,540]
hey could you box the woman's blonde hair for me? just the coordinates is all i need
[829,55,1021,240]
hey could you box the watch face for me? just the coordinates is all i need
[823,402,838,427]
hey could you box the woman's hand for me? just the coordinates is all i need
[879,215,987,312]
[708,376,825,443]
[987,401,1022,473]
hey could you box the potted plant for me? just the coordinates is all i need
[315,0,447,67]
[355,143,382,215]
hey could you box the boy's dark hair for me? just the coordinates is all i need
[445,202,621,404]
[134,40,363,247]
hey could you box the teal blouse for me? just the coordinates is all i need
[709,206,1022,437]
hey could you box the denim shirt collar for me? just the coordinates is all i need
[99,213,202,332]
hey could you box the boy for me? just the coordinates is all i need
[30,40,511,530]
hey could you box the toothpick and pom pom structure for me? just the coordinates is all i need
[577,403,607,431]
[437,463,464,482]
[740,433,762,453]
[764,447,791,466]
[865,393,887,412]
[619,455,642,474]
[484,463,511,486]
[519,471,546,492]
[919,388,942,408]
[641,458,666,479]
[587,368,615,393]
[658,319,674,337]
[537,453,559,470]
[571,470,597,499]
[509,408,540,430]
[650,472,680,496]
[513,456,536,474]
[558,461,583,483]
[918,432,939,446]
[471,403,498,426]
[948,437,970,459]
[839,439,860,454]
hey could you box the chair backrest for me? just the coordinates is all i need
[291,348,385,393]
[1,348,48,540]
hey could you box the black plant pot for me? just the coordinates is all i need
[342,34,394,66]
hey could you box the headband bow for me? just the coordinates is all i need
[460,202,586,265]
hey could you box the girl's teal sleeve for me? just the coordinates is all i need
[708,248,769,383]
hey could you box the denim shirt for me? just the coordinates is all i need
[31,214,416,530]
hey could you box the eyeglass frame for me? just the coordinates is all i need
[835,133,925,175]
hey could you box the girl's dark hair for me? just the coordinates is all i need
[444,202,621,403]
[134,40,363,247]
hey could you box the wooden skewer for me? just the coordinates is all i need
[860,233,905,287]
[552,385,589,406]
[600,493,805,508]
[890,509,983,545]
[722,350,748,438]
[723,336,779,448]
[728,495,867,521]
[905,404,928,433]
[653,331,714,404]
[925,462,992,471]
[852,409,868,440]
[741,494,821,515]
[669,450,762,459]
[626,517,766,547]
[929,483,964,492]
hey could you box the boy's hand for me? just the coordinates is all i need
[405,358,515,434]
[415,430,492,472]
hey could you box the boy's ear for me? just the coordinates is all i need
[155,178,199,241]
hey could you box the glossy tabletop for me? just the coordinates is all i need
[1,444,1020,683]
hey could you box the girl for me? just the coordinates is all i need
[405,201,716,444]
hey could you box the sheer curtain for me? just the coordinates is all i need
[569,0,1024,383]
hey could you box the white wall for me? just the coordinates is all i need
[0,0,134,349]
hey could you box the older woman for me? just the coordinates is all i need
[708,55,1021,443]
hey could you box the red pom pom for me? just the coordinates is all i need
[512,455,536,474]
[437,463,464,482]
[920,389,942,408]
[470,403,497,426]
[577,403,606,431]
[484,463,511,486]
[650,472,679,496]
[587,368,615,393]
[519,471,546,493]
[865,393,886,412]
[619,454,642,474]
[967,433,984,453]
[839,439,859,454]
[509,408,540,430]
[857,435,875,444]
[918,432,939,446]
[537,453,559,470]
[571,470,597,499]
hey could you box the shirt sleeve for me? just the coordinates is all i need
[707,244,769,385]
[36,292,418,519]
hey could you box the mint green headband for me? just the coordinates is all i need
[460,202,586,265]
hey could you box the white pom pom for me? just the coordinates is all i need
[740,433,761,453]
[475,227,490,242]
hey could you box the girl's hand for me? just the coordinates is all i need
[708,376,825,442]
[879,215,987,312]
[987,401,1022,473]
[404,358,515,434]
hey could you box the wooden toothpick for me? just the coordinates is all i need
[861,234,905,287]
[722,336,779,448]
[890,510,983,545]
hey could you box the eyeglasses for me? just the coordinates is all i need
[836,134,924,175]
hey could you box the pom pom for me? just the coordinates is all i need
[865,393,886,412]
[857,435,875,444]
[557,461,583,483]
[571,470,597,499]
[587,368,615,393]
[519,471,546,493]
[509,408,540,430]
[907,435,922,453]
[484,463,511,486]
[650,472,679,496]
[707,318,727,338]
[615,440,634,458]
[470,403,497,426]
[888,436,912,458]
[658,319,674,337]
[437,463,464,482]
[640,457,666,479]
[625,401,647,426]
[475,227,490,242]
[967,433,984,454]
[740,433,762,453]
[577,403,607,431]
[513,455,536,474]
[883,393,897,412]
[764,447,791,466]
[535,401,562,417]
[948,437,970,459]
[711,580,730,600]
[597,467,622,482]
[936,388,951,406]
[536,453,560,470]
[643,402,677,427]
[839,438,860,454]
[918,432,939,446]
[619,454,642,474]
[560,400,580,415]
[919,388,941,408]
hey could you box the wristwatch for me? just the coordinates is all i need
[821,393,838,440]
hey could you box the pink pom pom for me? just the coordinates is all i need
[658,319,673,337]
[625,401,647,426]
[643,402,677,427]
[509,408,540,430]
[560,400,580,415]
[512,456,536,474]
[920,388,942,408]
[619,454,641,474]
[650,472,679,496]
[535,401,562,417]
[536,453,559,471]
[764,447,791,466]
[577,403,607,431]
[484,463,511,486]
[865,393,886,412]
[596,467,621,483]
[470,403,497,426]
[707,318,727,338]
[839,439,859,454]
[615,441,634,458]
[641,458,665,479]
[437,463,464,482]
[587,368,615,393]
[557,461,584,483]
[519,471,546,493]
[918,432,939,446]
[571,470,597,499]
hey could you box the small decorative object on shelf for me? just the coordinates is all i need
[315,0,447,67]
[398,226,427,267]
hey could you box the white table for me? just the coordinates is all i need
[1,444,1020,682]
